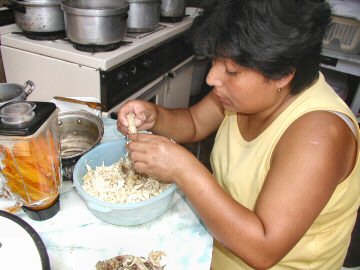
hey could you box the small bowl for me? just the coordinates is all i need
[73,140,177,226]
[58,110,104,180]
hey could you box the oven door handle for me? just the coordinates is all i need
[136,76,170,101]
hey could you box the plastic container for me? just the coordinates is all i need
[73,139,177,226]
[323,16,360,54]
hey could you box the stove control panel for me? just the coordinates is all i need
[100,33,193,111]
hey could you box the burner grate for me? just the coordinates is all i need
[160,16,185,23]
[13,31,67,41]
[126,24,166,39]
[72,41,132,53]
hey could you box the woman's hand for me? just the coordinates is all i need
[117,100,158,136]
[127,133,198,184]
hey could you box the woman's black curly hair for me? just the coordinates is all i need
[190,0,332,94]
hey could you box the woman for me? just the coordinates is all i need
[117,1,360,269]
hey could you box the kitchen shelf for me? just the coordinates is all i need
[320,48,360,116]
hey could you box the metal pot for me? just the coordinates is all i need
[127,0,161,33]
[160,0,185,22]
[61,0,129,45]
[9,0,65,32]
[0,80,35,107]
[58,110,104,180]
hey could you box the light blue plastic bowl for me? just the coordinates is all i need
[73,139,177,226]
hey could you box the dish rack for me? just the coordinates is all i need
[323,16,360,54]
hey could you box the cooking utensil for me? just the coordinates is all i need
[127,0,161,33]
[9,0,65,32]
[53,96,102,110]
[61,0,129,45]
[160,0,185,22]
[58,110,104,180]
[0,80,35,107]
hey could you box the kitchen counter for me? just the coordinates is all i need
[13,118,213,270]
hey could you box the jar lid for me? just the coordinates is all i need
[0,102,57,136]
[0,101,36,125]
[0,210,50,270]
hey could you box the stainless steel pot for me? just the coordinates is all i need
[0,80,35,107]
[58,110,104,180]
[61,0,129,45]
[10,0,65,32]
[160,0,185,22]
[127,0,161,33]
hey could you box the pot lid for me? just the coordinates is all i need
[128,0,161,3]
[0,210,50,270]
[61,0,129,16]
[11,0,62,6]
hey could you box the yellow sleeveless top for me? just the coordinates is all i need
[210,74,360,270]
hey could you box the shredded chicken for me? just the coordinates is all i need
[82,157,170,204]
[96,250,166,270]
[127,113,137,134]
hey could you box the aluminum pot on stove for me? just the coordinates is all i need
[9,0,65,33]
[127,0,161,33]
[61,0,129,46]
[160,0,186,22]
[0,80,35,107]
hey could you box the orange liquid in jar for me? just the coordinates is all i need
[0,131,61,210]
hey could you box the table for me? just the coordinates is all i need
[15,118,213,270]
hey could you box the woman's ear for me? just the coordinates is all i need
[277,70,295,89]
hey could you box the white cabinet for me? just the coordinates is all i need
[164,57,194,108]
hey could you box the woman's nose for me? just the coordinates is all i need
[206,63,224,88]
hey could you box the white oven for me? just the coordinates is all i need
[0,10,197,118]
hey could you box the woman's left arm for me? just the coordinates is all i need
[231,111,357,268]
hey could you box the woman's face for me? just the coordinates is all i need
[206,58,284,114]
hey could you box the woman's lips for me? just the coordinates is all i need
[215,94,231,106]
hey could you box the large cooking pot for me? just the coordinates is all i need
[9,0,64,32]
[0,80,35,107]
[160,0,185,22]
[61,0,129,46]
[58,110,104,180]
[127,0,161,33]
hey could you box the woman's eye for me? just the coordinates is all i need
[226,70,237,77]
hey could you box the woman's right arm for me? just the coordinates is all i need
[117,90,224,143]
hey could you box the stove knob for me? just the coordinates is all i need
[141,59,152,70]
[117,71,129,85]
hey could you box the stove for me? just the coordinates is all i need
[0,13,197,114]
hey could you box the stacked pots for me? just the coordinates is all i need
[0,80,35,107]
[61,0,129,45]
[10,0,65,33]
